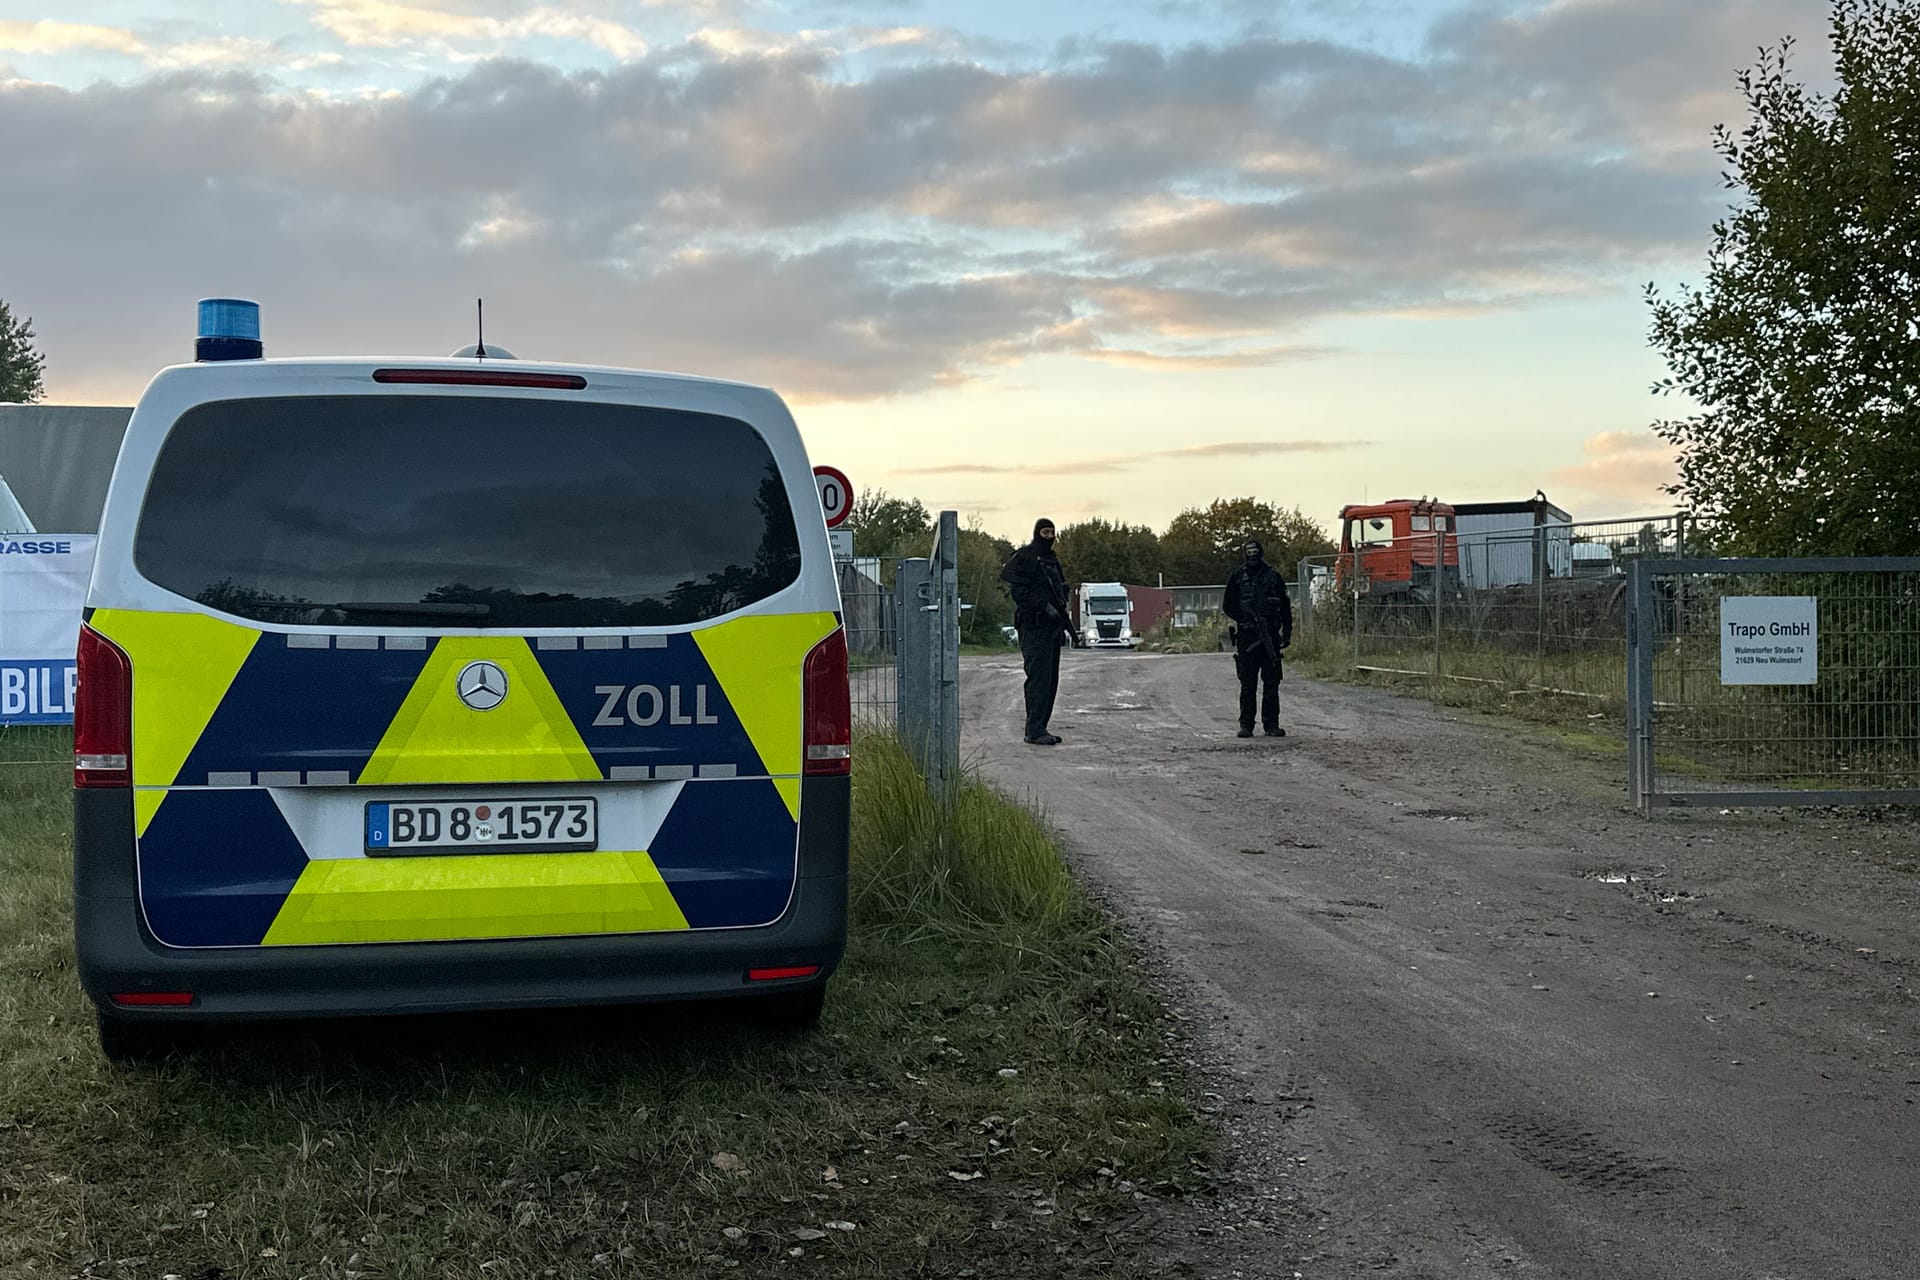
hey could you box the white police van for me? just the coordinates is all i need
[74,301,850,1058]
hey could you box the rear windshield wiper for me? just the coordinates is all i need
[325,601,493,617]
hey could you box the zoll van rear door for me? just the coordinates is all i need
[86,369,838,949]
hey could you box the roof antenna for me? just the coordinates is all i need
[474,298,487,360]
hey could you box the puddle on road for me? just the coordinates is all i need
[1580,867,1701,905]
[1579,867,1666,884]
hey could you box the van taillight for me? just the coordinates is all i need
[75,625,132,789]
[802,628,851,777]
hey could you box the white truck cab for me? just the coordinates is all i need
[1075,582,1134,648]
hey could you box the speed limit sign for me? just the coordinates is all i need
[814,465,853,528]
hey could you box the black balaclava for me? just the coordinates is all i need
[1033,518,1057,551]
[1243,537,1264,565]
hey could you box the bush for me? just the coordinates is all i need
[1139,610,1232,655]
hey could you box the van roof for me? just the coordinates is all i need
[139,356,774,397]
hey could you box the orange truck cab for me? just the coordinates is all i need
[1336,499,1461,601]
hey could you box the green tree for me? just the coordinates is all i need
[1265,505,1339,578]
[1054,518,1162,585]
[845,489,933,558]
[0,299,47,403]
[1159,499,1334,583]
[1648,0,1920,554]
[956,522,1017,642]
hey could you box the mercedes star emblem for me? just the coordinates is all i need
[456,660,509,711]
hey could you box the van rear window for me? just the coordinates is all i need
[134,395,802,628]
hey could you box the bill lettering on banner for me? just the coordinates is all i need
[0,534,98,725]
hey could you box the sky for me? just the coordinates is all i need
[0,0,1838,542]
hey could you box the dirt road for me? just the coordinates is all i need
[960,649,1920,1280]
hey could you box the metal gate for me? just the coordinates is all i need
[835,511,961,800]
[893,512,960,799]
[1626,556,1920,810]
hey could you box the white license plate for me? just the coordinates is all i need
[365,798,598,855]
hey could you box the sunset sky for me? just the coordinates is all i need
[0,0,1835,540]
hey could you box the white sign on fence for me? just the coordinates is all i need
[0,534,96,724]
[1720,595,1818,686]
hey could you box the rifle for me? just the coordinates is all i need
[1235,567,1286,663]
[1253,612,1280,664]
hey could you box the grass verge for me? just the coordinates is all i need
[0,728,1210,1279]
[1284,628,1631,761]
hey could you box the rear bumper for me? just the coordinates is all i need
[73,777,850,1022]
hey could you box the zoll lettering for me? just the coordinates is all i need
[591,683,721,728]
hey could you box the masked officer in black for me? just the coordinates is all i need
[1222,537,1293,738]
[1000,518,1069,745]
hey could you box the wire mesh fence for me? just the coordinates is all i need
[839,555,900,727]
[1299,513,1689,708]
[1628,557,1920,808]
[0,722,68,769]
[837,514,962,803]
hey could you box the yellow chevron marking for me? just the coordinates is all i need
[261,850,689,945]
[358,637,601,786]
[134,789,166,834]
[773,776,800,818]
[88,609,261,836]
[694,611,835,819]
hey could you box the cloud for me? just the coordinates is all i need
[148,38,290,71]
[1550,430,1679,509]
[0,20,336,74]
[903,461,1124,477]
[287,1,650,59]
[0,20,147,58]
[899,438,1368,476]
[1,3,1835,402]
[1429,0,1835,156]
[690,23,947,59]
[1085,343,1335,370]
[1159,439,1367,458]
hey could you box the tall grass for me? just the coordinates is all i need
[852,731,1084,945]
[1138,611,1231,655]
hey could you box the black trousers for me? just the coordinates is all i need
[1018,625,1063,738]
[1235,642,1281,730]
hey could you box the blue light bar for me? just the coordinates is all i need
[195,298,263,362]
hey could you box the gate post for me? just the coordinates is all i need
[929,511,961,803]
[1432,529,1443,679]
[895,556,932,770]
[891,516,962,803]
[1535,523,1547,689]
[1625,559,1655,811]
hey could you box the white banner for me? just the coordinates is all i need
[0,534,96,724]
